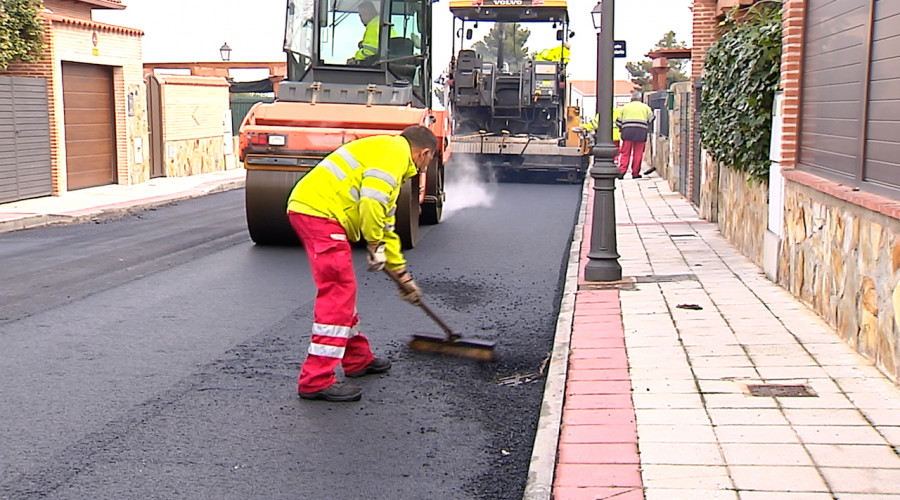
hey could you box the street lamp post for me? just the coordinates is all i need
[584,0,622,282]
[219,42,232,62]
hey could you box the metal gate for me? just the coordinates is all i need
[230,94,275,135]
[0,76,52,203]
[692,79,703,205]
[647,90,669,137]
[676,89,691,197]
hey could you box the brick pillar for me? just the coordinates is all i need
[690,0,719,204]
[779,0,805,171]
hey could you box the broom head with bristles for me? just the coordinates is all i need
[409,334,497,362]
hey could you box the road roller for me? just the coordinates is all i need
[238,0,450,248]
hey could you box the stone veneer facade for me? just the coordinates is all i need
[714,166,767,268]
[781,183,900,379]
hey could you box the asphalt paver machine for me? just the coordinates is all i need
[446,0,590,182]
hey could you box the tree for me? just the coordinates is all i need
[0,0,45,70]
[625,31,689,92]
[471,23,531,73]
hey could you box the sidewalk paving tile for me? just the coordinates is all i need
[636,424,718,443]
[738,492,834,499]
[792,425,890,445]
[554,463,643,487]
[638,442,725,465]
[640,464,733,489]
[553,486,644,500]
[729,465,830,492]
[645,489,739,500]
[720,442,815,466]
[805,443,900,468]
[714,424,802,444]
[818,467,900,495]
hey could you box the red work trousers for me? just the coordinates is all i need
[617,140,647,177]
[288,211,375,393]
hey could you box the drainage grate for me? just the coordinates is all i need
[746,383,817,397]
[634,274,697,283]
[670,233,699,239]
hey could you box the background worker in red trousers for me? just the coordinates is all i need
[616,92,655,179]
[286,125,437,402]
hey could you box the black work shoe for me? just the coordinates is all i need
[616,172,625,180]
[632,174,643,179]
[345,357,392,378]
[644,167,656,175]
[299,382,362,402]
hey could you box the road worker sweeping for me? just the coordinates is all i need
[287,125,437,402]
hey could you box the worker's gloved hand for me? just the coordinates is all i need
[367,243,386,272]
[395,271,422,305]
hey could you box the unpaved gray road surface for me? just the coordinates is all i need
[0,180,580,500]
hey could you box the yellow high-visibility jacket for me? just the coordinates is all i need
[616,100,654,142]
[535,46,570,64]
[354,18,381,61]
[286,135,419,271]
[353,18,398,61]
[584,108,621,142]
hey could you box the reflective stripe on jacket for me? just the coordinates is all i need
[286,135,419,270]
[615,101,654,142]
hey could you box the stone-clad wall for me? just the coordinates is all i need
[698,155,719,222]
[716,166,767,267]
[165,138,227,177]
[781,181,900,380]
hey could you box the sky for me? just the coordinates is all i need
[92,0,693,83]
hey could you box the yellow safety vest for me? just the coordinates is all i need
[354,18,398,61]
[535,46,570,64]
[617,101,654,129]
[584,108,621,142]
[287,135,419,270]
[355,18,381,60]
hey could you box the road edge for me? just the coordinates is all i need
[521,175,588,499]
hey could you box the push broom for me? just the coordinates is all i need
[381,269,497,362]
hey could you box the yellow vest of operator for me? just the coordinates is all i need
[535,46,570,64]
[286,135,419,270]
[354,18,399,61]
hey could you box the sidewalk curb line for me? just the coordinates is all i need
[0,178,245,235]
[522,176,589,499]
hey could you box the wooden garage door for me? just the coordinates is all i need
[799,0,900,199]
[62,62,116,190]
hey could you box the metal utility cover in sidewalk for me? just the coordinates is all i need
[745,383,817,397]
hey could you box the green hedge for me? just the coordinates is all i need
[699,3,782,180]
[0,0,45,70]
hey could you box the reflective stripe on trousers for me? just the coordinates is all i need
[288,212,375,393]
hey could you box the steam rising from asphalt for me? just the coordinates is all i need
[442,157,497,219]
